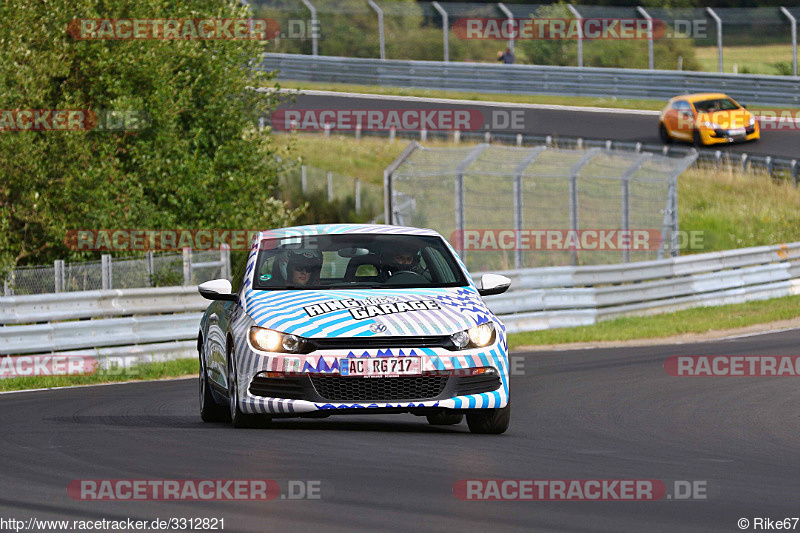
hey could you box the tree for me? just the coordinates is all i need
[0,0,297,271]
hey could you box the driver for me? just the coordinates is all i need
[380,243,423,280]
[277,250,323,286]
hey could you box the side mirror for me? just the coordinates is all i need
[198,279,238,302]
[741,104,747,109]
[478,273,511,297]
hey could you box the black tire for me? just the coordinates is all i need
[466,402,510,434]
[228,350,267,428]
[692,129,704,147]
[426,411,464,426]
[199,349,229,423]
[659,123,672,144]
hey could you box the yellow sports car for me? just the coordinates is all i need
[658,93,759,147]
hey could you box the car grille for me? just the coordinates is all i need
[305,336,453,352]
[309,375,449,402]
[249,375,305,399]
[454,373,502,396]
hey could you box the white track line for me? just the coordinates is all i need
[267,88,661,116]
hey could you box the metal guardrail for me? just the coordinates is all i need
[482,242,800,333]
[260,53,800,107]
[1,241,799,358]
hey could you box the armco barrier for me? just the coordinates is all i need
[1,242,799,361]
[259,53,800,107]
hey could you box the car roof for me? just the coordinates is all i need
[671,93,731,103]
[256,224,442,242]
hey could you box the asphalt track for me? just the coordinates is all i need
[275,92,800,159]
[2,329,798,532]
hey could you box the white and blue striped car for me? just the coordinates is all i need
[197,224,512,433]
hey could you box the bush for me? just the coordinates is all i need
[0,0,299,270]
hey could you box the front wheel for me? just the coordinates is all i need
[228,351,268,428]
[659,123,672,144]
[200,350,229,423]
[692,130,705,147]
[466,402,510,434]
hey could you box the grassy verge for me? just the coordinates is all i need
[507,294,800,349]
[695,44,794,76]
[0,358,197,393]
[289,133,800,253]
[277,80,667,111]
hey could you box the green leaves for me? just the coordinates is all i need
[0,0,293,269]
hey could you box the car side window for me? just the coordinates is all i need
[230,255,249,295]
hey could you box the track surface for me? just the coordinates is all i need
[2,330,799,532]
[277,93,800,159]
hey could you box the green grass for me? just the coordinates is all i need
[695,44,795,75]
[0,357,197,392]
[507,294,800,348]
[288,134,800,254]
[277,80,667,111]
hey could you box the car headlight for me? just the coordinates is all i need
[249,326,305,353]
[748,116,755,126]
[702,121,721,129]
[450,322,496,350]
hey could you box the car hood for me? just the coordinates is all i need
[698,109,752,128]
[243,287,493,338]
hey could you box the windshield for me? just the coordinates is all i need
[252,233,469,290]
[694,98,740,113]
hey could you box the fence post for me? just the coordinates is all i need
[146,251,154,286]
[220,243,231,280]
[567,4,584,68]
[301,165,307,194]
[781,7,797,77]
[183,248,192,286]
[706,8,723,73]
[54,260,64,293]
[367,0,385,60]
[389,126,396,142]
[101,254,112,290]
[3,278,10,296]
[497,2,515,55]
[355,179,362,214]
[327,171,334,201]
[637,7,654,70]
[301,0,318,56]
[432,2,449,62]
[568,148,600,266]
[792,159,798,187]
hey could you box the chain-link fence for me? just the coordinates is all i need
[250,1,800,75]
[279,164,384,220]
[3,250,230,296]
[386,142,696,271]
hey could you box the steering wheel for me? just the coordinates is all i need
[384,271,429,285]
